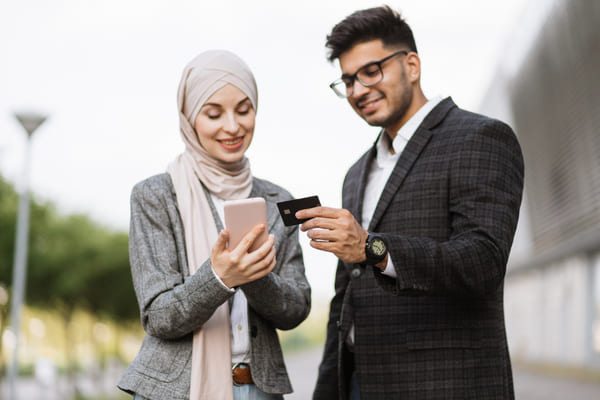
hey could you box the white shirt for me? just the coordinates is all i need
[210,194,251,364]
[361,96,443,278]
[348,96,443,346]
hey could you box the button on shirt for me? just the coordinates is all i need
[362,96,443,278]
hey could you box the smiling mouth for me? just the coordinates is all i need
[358,95,383,112]
[218,137,243,146]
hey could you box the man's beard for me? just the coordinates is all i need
[376,81,413,127]
[366,76,413,129]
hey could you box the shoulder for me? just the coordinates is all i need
[131,173,175,204]
[439,107,524,173]
[434,103,520,152]
[132,173,172,193]
[442,103,514,135]
[252,177,294,203]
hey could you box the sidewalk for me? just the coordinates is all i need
[283,347,600,399]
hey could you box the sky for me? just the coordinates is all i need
[0,0,533,299]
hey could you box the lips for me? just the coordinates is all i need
[357,95,384,114]
[217,136,245,151]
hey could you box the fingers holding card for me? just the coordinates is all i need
[276,196,321,226]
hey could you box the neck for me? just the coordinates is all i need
[385,89,428,141]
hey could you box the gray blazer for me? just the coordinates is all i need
[118,173,311,399]
[314,98,524,399]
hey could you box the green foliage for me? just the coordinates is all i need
[0,174,138,323]
[0,176,18,285]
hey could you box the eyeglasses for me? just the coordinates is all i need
[329,50,408,98]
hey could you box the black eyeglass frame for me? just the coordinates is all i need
[329,50,409,98]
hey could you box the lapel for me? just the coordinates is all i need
[350,142,378,223]
[367,97,457,231]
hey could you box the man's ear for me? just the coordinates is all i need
[406,52,421,83]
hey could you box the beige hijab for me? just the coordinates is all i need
[167,50,257,400]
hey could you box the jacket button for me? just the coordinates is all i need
[351,268,361,278]
[251,326,257,338]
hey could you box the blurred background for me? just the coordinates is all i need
[1,0,599,398]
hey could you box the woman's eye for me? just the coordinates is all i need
[207,113,221,119]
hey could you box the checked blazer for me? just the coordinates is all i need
[313,97,524,400]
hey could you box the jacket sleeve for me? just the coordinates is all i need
[129,177,234,339]
[242,216,311,330]
[374,119,525,298]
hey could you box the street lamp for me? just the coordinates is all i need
[8,111,46,400]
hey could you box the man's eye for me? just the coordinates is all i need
[361,65,380,77]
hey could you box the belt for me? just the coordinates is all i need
[232,363,253,385]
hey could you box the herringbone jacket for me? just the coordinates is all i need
[118,174,311,399]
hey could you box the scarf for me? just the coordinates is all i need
[166,49,257,400]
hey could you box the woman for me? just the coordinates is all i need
[118,50,311,400]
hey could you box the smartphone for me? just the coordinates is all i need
[224,197,269,252]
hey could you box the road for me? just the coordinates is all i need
[3,348,600,399]
[283,347,600,399]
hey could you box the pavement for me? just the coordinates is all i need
[3,348,600,399]
[283,347,600,400]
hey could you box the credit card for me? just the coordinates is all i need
[277,195,321,226]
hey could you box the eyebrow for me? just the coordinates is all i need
[341,60,378,79]
[202,97,251,108]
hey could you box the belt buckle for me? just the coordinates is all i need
[232,362,246,386]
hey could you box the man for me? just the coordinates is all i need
[297,6,524,400]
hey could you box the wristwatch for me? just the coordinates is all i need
[364,233,388,265]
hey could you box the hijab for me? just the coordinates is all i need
[166,49,258,400]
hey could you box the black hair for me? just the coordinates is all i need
[325,5,418,62]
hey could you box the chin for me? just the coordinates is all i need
[363,114,388,127]
[218,152,246,164]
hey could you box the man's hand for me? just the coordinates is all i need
[296,206,369,264]
[211,224,276,288]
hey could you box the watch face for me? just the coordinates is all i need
[372,238,386,256]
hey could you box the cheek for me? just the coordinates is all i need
[240,113,256,134]
[196,132,211,149]
[244,121,256,135]
[194,120,218,146]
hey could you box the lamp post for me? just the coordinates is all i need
[8,112,46,400]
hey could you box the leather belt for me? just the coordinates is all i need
[232,363,253,385]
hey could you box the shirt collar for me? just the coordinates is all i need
[377,95,444,158]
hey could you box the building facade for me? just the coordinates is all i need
[480,0,600,371]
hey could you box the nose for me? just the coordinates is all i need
[351,78,369,98]
[223,112,240,134]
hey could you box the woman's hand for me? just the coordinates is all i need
[210,224,276,288]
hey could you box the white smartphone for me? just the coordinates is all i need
[224,197,269,252]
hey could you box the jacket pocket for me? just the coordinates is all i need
[135,335,191,383]
[406,326,481,350]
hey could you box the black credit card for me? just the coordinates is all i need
[277,195,321,226]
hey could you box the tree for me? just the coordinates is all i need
[0,176,19,376]
[0,174,139,379]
